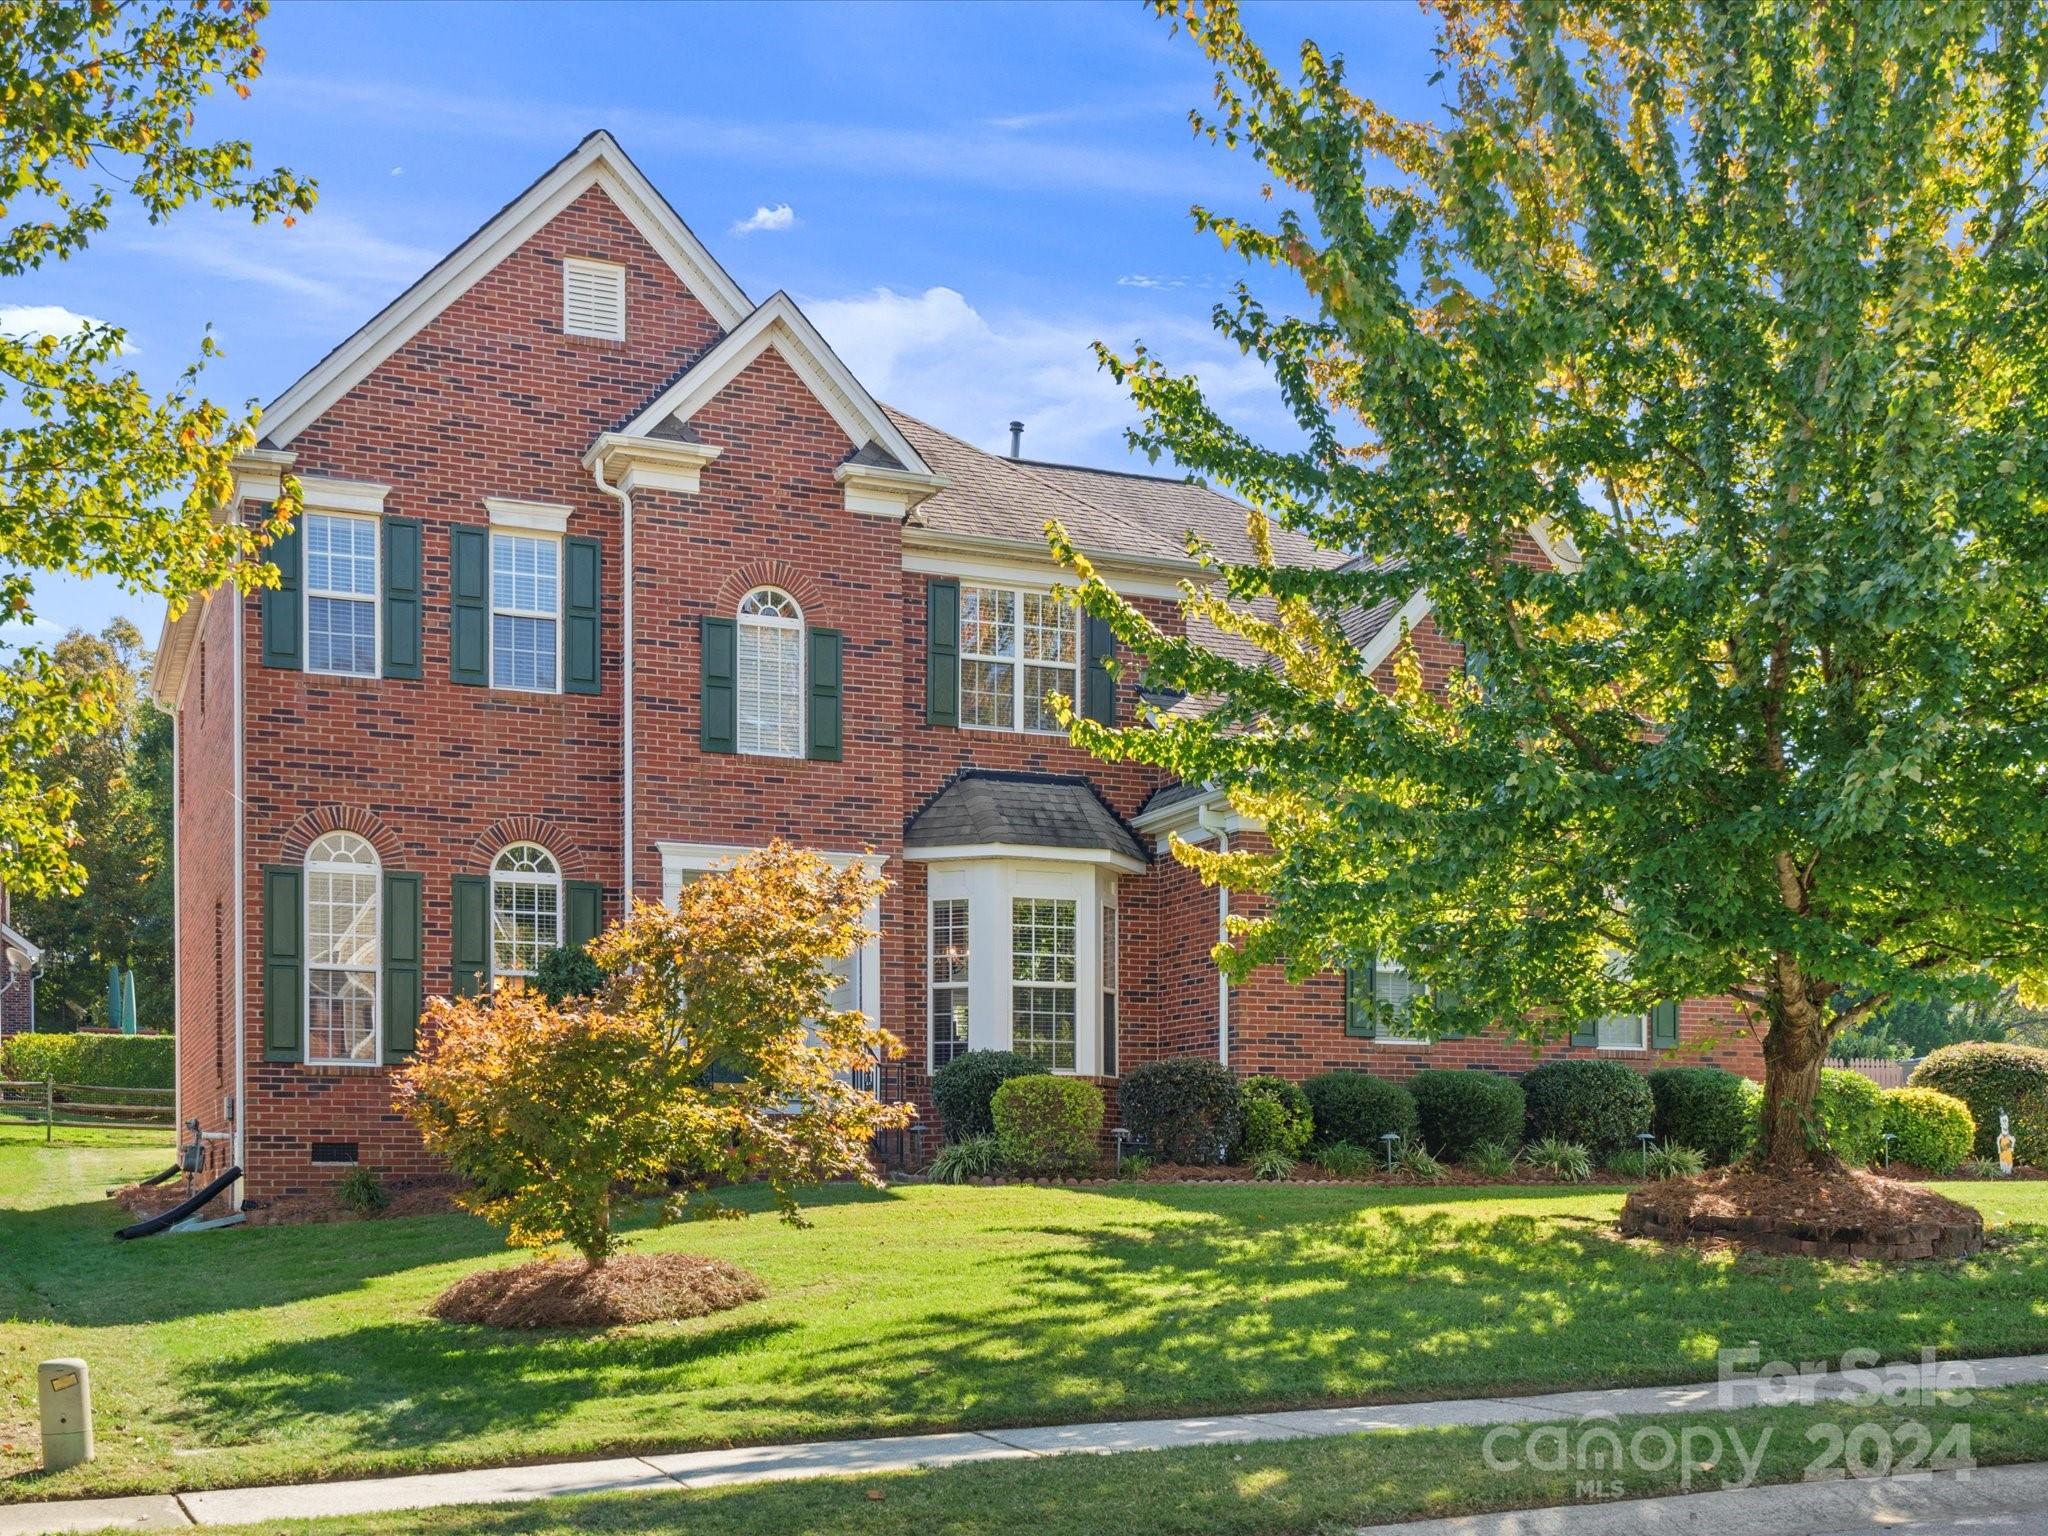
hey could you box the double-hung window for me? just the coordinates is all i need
[1349,955,1429,1045]
[736,587,804,756]
[491,843,561,983]
[960,584,1077,733]
[305,832,379,1064]
[930,897,970,1069]
[1100,904,1119,1076]
[1596,1012,1648,1051]
[305,512,378,677]
[491,532,560,692]
[1011,896,1078,1069]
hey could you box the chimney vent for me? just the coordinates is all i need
[1008,420,1024,459]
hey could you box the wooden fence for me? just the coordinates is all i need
[1828,1056,1919,1089]
[0,1078,175,1139]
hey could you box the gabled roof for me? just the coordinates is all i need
[259,132,752,449]
[905,769,1146,866]
[614,291,933,479]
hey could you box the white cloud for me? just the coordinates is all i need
[0,304,105,339]
[804,284,1283,467]
[731,203,797,236]
[135,210,443,314]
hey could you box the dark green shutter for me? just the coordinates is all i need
[383,517,422,679]
[450,526,489,686]
[260,521,301,670]
[262,865,304,1061]
[564,536,601,695]
[1344,965,1377,1038]
[1083,613,1117,724]
[1650,999,1680,1049]
[807,627,843,761]
[1571,1016,1601,1047]
[925,579,959,727]
[700,616,736,753]
[566,881,604,951]
[382,872,423,1063]
[451,874,489,997]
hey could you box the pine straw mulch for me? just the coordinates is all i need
[1619,1166,1986,1259]
[431,1252,768,1330]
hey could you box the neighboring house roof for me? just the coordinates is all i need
[1135,779,1216,819]
[905,769,1147,865]
[258,131,753,450]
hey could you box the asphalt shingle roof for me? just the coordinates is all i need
[905,770,1147,864]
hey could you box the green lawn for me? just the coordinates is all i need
[73,1387,2048,1536]
[6,1119,2048,1505]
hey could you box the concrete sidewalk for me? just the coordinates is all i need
[4,1351,2044,1534]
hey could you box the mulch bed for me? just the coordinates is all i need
[1620,1167,1985,1260]
[241,1178,464,1226]
[432,1252,767,1330]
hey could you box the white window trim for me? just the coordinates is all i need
[1367,956,1431,1047]
[1011,893,1080,1073]
[490,843,562,983]
[1100,902,1119,1077]
[489,528,565,694]
[1596,1012,1649,1052]
[928,894,970,1073]
[563,256,627,340]
[482,498,574,535]
[304,833,380,1068]
[736,587,805,759]
[657,842,885,1028]
[302,510,382,681]
[958,581,1079,737]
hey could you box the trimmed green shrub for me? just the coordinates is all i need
[1882,1086,1976,1174]
[1,1032,173,1090]
[1815,1067,1886,1165]
[1648,1067,1761,1165]
[931,1050,1048,1142]
[1409,1069,1524,1159]
[1912,1042,2048,1164]
[1234,1074,1314,1160]
[1118,1056,1242,1163]
[1302,1071,1418,1150]
[992,1075,1104,1177]
[1520,1060,1653,1156]
[534,945,603,1006]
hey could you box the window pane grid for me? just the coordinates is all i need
[737,590,803,757]
[306,832,377,1065]
[492,844,560,979]
[930,897,969,1069]
[1597,1013,1647,1050]
[491,533,559,691]
[1011,897,1076,1071]
[961,585,1075,734]
[305,513,377,677]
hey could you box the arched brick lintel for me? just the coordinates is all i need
[276,804,405,866]
[467,815,590,879]
[713,559,828,622]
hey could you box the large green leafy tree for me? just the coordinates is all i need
[9,621,172,1029]
[1060,0,2048,1171]
[2,0,310,896]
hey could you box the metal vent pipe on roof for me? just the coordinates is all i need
[1009,420,1024,459]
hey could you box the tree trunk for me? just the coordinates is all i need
[1756,957,1841,1172]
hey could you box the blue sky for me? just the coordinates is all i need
[6,0,1442,652]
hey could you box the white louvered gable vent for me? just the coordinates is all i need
[563,257,626,340]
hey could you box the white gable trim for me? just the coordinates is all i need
[1358,587,1434,677]
[259,132,750,449]
[617,291,935,484]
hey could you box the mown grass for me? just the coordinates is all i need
[75,1386,2048,1536]
[5,1119,2047,1504]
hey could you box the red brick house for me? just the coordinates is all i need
[0,886,40,1037]
[154,134,1760,1204]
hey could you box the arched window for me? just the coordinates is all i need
[306,831,379,1064]
[736,587,803,757]
[492,843,561,983]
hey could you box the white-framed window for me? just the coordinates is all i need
[1596,1012,1648,1051]
[491,843,561,982]
[491,531,560,692]
[1351,956,1430,1045]
[930,896,970,1070]
[1101,904,1119,1077]
[304,511,379,677]
[305,831,379,1065]
[737,587,804,757]
[1011,896,1078,1070]
[960,583,1078,733]
[563,256,626,340]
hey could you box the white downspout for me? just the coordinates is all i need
[1197,803,1230,1067]
[590,456,634,903]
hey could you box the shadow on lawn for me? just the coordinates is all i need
[166,1193,2048,1465]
